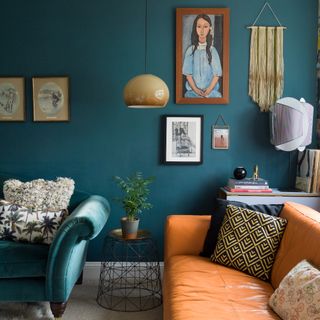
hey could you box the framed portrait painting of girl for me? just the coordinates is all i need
[176,8,230,104]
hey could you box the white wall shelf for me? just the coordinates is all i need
[219,188,320,210]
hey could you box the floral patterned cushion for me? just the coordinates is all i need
[0,200,68,244]
[3,177,74,211]
[269,260,320,319]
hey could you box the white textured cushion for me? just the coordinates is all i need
[0,200,67,244]
[3,177,74,211]
[269,260,320,320]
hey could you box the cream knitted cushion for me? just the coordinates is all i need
[3,177,74,211]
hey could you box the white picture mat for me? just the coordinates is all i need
[166,117,202,162]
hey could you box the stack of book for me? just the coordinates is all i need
[295,149,320,193]
[225,178,272,193]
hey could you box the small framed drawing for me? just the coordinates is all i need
[176,8,230,104]
[0,77,25,122]
[32,76,70,122]
[212,125,229,149]
[163,115,203,164]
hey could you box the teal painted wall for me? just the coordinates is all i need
[0,0,317,260]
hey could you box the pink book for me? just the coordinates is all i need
[224,186,273,193]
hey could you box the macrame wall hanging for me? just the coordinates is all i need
[248,2,286,112]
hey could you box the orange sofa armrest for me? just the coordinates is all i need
[164,215,211,263]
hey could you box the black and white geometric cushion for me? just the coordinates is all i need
[211,204,287,281]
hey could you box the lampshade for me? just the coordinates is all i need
[270,97,314,152]
[123,74,169,108]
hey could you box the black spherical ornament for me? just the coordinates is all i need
[233,167,247,180]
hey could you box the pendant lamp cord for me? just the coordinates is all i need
[144,0,148,73]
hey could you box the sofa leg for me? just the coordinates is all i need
[50,301,67,319]
[76,271,83,285]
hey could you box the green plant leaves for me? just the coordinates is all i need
[114,172,154,219]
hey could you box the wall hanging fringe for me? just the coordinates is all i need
[247,2,286,112]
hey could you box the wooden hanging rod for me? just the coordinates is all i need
[247,26,287,29]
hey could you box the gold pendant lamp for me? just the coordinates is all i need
[123,0,169,108]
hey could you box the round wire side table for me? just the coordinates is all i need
[96,229,162,312]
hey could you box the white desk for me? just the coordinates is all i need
[219,188,320,211]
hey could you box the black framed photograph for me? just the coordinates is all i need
[176,8,230,104]
[0,77,25,122]
[163,115,203,164]
[32,76,70,122]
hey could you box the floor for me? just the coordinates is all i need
[65,278,163,320]
[0,278,163,320]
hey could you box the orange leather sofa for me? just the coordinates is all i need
[163,202,320,320]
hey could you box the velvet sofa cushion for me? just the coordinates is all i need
[211,205,287,281]
[201,198,283,257]
[0,240,49,278]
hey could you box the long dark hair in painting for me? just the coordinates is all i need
[191,14,213,65]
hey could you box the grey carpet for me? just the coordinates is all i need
[0,279,163,320]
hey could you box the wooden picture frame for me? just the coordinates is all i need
[0,77,25,122]
[163,115,203,164]
[176,8,230,104]
[32,76,70,122]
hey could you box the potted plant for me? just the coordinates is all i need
[114,172,154,239]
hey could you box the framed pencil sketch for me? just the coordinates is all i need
[32,76,70,122]
[212,125,229,149]
[163,115,203,164]
[176,8,230,104]
[0,77,25,122]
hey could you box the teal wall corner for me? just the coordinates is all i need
[0,0,318,260]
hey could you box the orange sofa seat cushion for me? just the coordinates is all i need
[164,255,279,320]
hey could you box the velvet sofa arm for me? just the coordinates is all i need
[164,215,211,263]
[45,195,110,301]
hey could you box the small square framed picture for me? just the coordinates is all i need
[212,125,229,149]
[163,115,203,164]
[32,76,70,122]
[0,77,25,122]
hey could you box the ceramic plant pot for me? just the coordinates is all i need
[120,217,140,239]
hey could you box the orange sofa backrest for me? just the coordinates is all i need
[271,201,320,289]
[164,215,211,263]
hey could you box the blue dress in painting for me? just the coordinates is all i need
[182,43,222,98]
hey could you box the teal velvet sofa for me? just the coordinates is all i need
[0,174,110,319]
